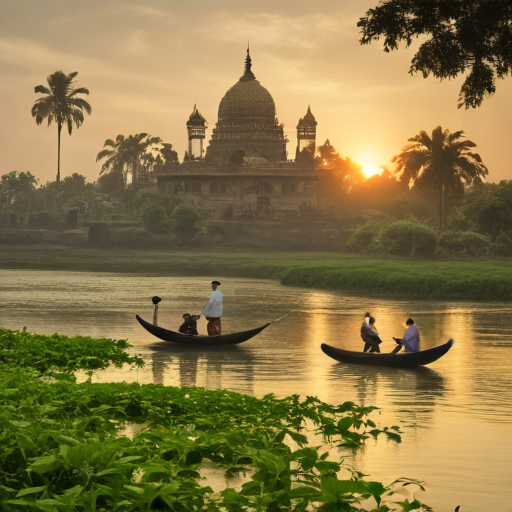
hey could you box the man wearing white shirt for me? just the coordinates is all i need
[202,280,223,336]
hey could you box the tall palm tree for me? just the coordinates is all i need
[393,126,488,229]
[31,71,92,183]
[96,134,162,199]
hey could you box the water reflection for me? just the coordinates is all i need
[148,343,255,394]
[327,363,445,426]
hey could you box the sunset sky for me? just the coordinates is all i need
[1,0,511,184]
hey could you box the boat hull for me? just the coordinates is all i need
[136,315,269,345]
[321,339,454,368]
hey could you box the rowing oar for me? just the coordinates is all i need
[270,311,295,324]
[152,296,162,326]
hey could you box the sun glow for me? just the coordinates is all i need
[358,152,384,179]
[362,164,383,179]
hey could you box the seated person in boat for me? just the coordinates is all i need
[179,313,199,336]
[202,280,223,336]
[360,316,382,353]
[392,318,420,354]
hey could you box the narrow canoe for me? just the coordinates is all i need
[321,339,454,368]
[136,315,270,345]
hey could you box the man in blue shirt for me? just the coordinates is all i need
[392,318,420,354]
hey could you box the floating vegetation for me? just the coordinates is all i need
[0,328,432,511]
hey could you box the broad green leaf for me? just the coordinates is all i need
[16,486,47,497]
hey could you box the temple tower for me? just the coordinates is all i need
[187,104,207,159]
[296,106,317,160]
[206,47,287,163]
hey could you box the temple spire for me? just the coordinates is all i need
[240,43,256,81]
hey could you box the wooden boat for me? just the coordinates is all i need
[321,339,454,368]
[136,315,270,345]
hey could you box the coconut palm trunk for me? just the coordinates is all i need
[57,122,62,183]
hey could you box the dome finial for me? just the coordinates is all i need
[241,43,256,81]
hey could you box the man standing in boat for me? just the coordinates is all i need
[391,318,420,354]
[202,280,223,336]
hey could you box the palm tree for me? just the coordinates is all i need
[96,134,162,199]
[31,71,92,183]
[393,126,488,229]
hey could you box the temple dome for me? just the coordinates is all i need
[218,80,277,124]
[206,48,287,163]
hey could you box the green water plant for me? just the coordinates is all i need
[0,328,433,511]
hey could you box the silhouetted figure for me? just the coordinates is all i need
[152,296,161,325]
[179,313,200,336]
[361,316,382,353]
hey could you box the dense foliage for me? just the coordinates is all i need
[0,327,433,511]
[358,1,512,108]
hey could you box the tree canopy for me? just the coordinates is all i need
[31,71,91,181]
[358,1,512,108]
[393,126,488,229]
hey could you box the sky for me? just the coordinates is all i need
[1,0,511,184]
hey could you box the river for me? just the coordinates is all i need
[1,269,511,512]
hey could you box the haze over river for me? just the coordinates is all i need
[1,269,511,512]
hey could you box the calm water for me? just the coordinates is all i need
[1,269,511,512]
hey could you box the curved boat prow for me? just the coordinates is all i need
[136,314,270,345]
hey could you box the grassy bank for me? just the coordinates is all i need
[1,244,511,300]
[0,327,429,511]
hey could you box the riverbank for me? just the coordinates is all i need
[1,244,511,300]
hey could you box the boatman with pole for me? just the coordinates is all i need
[202,280,223,336]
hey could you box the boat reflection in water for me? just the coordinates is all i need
[148,343,255,395]
[328,362,445,427]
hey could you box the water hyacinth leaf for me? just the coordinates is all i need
[15,433,38,459]
[336,416,354,433]
[221,487,251,506]
[185,450,203,465]
[7,499,38,506]
[314,460,341,473]
[292,448,317,470]
[27,456,61,474]
[365,481,388,506]
[117,455,143,464]
[396,498,426,511]
[320,476,368,499]
[63,485,83,496]
[287,486,319,499]
[15,486,47,497]
[177,469,200,478]
[124,485,145,495]
[53,435,81,446]
[385,431,402,443]
[138,464,169,478]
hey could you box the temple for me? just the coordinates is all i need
[155,48,321,220]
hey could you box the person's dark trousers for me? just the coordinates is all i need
[391,344,402,355]
[369,342,381,353]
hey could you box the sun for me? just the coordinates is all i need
[362,164,383,179]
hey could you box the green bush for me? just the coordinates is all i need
[379,221,437,257]
[346,221,382,252]
[142,203,169,234]
[492,231,512,256]
[437,230,489,256]
[170,203,201,234]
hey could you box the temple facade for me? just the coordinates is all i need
[155,49,320,219]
